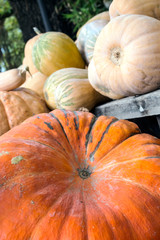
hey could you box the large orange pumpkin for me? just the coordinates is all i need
[0,109,160,239]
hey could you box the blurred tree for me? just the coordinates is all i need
[0,0,112,71]
[58,0,108,33]
[0,0,25,71]
[8,0,75,42]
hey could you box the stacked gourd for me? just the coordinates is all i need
[20,18,110,111]
[0,19,109,136]
[0,65,49,136]
[43,67,106,111]
[0,1,160,239]
[22,0,160,113]
[75,11,110,64]
[88,0,160,99]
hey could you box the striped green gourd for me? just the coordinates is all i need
[43,68,88,109]
[54,78,107,111]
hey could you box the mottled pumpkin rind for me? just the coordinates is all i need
[0,109,160,239]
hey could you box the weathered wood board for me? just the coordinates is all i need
[93,89,160,119]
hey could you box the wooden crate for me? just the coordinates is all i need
[93,89,160,138]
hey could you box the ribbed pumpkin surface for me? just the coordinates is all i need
[0,109,160,239]
[55,78,103,111]
[0,88,49,136]
[76,20,108,64]
[43,68,88,109]
[84,20,108,64]
[88,14,160,98]
[32,32,85,76]
[109,0,160,20]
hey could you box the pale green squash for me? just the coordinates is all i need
[43,68,88,109]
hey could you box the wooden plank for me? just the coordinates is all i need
[93,89,160,119]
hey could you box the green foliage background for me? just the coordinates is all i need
[0,0,25,71]
[0,0,112,71]
[57,0,108,33]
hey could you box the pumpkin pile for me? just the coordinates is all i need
[0,66,49,136]
[0,1,160,238]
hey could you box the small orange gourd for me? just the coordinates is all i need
[0,87,49,136]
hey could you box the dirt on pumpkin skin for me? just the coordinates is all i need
[11,155,24,164]
[0,151,9,156]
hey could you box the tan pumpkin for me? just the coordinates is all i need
[109,0,160,20]
[21,71,47,99]
[0,65,29,91]
[0,87,49,136]
[88,14,160,99]
[32,32,85,76]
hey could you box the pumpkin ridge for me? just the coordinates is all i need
[0,98,10,130]
[36,188,73,240]
[55,198,74,240]
[49,112,71,144]
[96,175,160,198]
[95,127,142,168]
[30,183,77,239]
[28,114,83,170]
[0,170,64,192]
[88,184,138,238]
[89,118,119,162]
[85,115,97,152]
[109,207,135,239]
[95,156,160,173]
[88,197,116,239]
[81,183,89,240]
[73,111,79,130]
[49,112,80,167]
[124,28,160,48]
[93,176,160,238]
[1,137,75,171]
[16,121,70,155]
[22,137,76,170]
